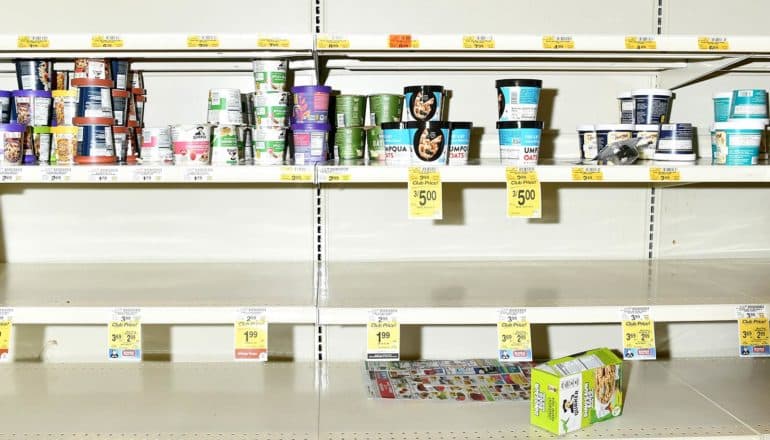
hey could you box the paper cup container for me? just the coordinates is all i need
[653,123,695,161]
[729,89,769,119]
[172,124,212,166]
[595,124,634,154]
[0,123,25,165]
[141,126,173,165]
[113,126,129,163]
[73,58,111,81]
[714,120,765,165]
[0,91,11,124]
[633,124,660,160]
[291,123,330,164]
[448,122,472,165]
[382,122,413,165]
[211,125,240,165]
[130,71,144,90]
[50,126,78,165]
[367,126,385,161]
[496,79,542,121]
[404,85,445,122]
[411,121,450,165]
[208,88,243,125]
[632,88,673,124]
[368,94,403,125]
[713,92,732,123]
[111,89,130,126]
[335,126,365,160]
[15,59,52,91]
[26,126,51,165]
[253,59,288,92]
[73,78,114,119]
[497,121,543,165]
[334,95,366,128]
[255,128,287,164]
[12,90,52,126]
[291,85,332,124]
[52,90,78,127]
[74,119,115,164]
[111,60,130,90]
[577,125,597,160]
[254,91,289,128]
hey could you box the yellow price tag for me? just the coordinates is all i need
[621,307,656,360]
[571,167,603,181]
[317,35,351,49]
[367,309,400,361]
[650,167,681,181]
[506,167,541,218]
[17,35,50,48]
[234,308,268,361]
[91,35,124,48]
[108,308,141,361]
[698,36,729,50]
[497,308,532,362]
[408,167,442,219]
[625,36,657,50]
[327,174,352,182]
[257,37,290,48]
[737,305,769,357]
[280,166,313,182]
[187,35,220,48]
[0,308,12,362]
[462,34,495,49]
[321,167,352,182]
[542,35,575,49]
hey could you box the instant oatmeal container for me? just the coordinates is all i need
[448,122,472,165]
[368,94,403,125]
[654,123,695,161]
[54,70,69,91]
[381,122,414,165]
[291,123,330,164]
[22,127,37,164]
[73,58,111,80]
[367,126,384,161]
[713,120,766,165]
[253,59,288,92]
[577,125,597,160]
[15,59,53,91]
[618,92,634,124]
[334,95,366,128]
[28,126,52,164]
[72,78,114,119]
[713,92,732,123]
[73,117,115,164]
[0,91,11,123]
[497,121,543,165]
[49,126,79,165]
[141,126,173,165]
[254,128,287,164]
[0,123,25,165]
[207,88,243,125]
[291,85,332,124]
[254,92,289,128]
[133,90,147,127]
[12,90,52,126]
[335,126,365,160]
[52,89,78,126]
[210,125,240,165]
[113,126,129,163]
[111,89,130,126]
[595,124,634,154]
[110,60,130,90]
[633,124,660,160]
[632,88,673,124]
[729,89,769,119]
[411,121,450,165]
[404,85,445,122]
[496,79,542,122]
[171,124,212,166]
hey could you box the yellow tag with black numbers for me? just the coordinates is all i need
[698,36,729,50]
[625,36,657,50]
[506,167,541,218]
[462,35,495,49]
[257,37,290,48]
[542,35,575,49]
[317,35,351,49]
[108,308,141,361]
[280,166,313,182]
[650,167,680,181]
[408,167,442,219]
[571,167,604,181]
[187,35,220,48]
[622,306,656,360]
[91,35,124,48]
[0,308,12,361]
[234,308,268,361]
[367,309,400,361]
[17,35,50,48]
[497,308,532,362]
[737,305,769,358]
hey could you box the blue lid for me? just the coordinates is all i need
[290,85,332,94]
[0,123,27,132]
[291,122,331,131]
[0,91,11,98]
[12,89,52,98]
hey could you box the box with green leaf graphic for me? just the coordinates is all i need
[530,348,623,435]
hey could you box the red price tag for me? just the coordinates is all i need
[388,34,413,48]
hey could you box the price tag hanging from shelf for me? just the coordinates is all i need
[367,309,400,361]
[108,308,142,361]
[497,308,532,362]
[736,304,769,358]
[408,167,442,219]
[506,167,541,218]
[0,308,12,362]
[621,306,656,360]
[234,307,268,361]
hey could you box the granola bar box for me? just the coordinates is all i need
[530,348,623,435]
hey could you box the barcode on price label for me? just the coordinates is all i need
[625,36,657,50]
[17,35,50,48]
[91,35,124,48]
[736,304,769,358]
[462,34,495,49]
[621,306,656,360]
[543,35,575,49]
[698,36,729,50]
[317,35,351,49]
[108,308,142,361]
[257,36,290,48]
[320,166,352,182]
[187,35,220,48]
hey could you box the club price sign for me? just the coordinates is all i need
[0,308,12,362]
[621,306,656,360]
[506,167,541,218]
[497,308,532,362]
[736,304,769,358]
[234,307,268,361]
[408,167,442,219]
[367,309,400,361]
[108,308,142,361]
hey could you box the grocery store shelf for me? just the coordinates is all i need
[1,263,315,324]
[318,360,760,439]
[0,362,318,438]
[318,260,770,325]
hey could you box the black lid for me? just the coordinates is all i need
[381,122,406,130]
[404,85,444,93]
[413,121,451,129]
[405,121,423,129]
[495,79,542,88]
[496,121,544,129]
[450,122,473,129]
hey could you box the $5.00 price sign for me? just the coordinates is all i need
[234,307,268,361]
[408,167,442,220]
[736,305,770,358]
[367,309,400,361]
[108,308,142,361]
[621,306,656,360]
[497,308,532,362]
[506,167,541,218]
[0,308,12,362]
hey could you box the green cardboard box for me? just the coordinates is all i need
[530,348,623,435]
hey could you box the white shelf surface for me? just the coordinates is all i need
[318,360,761,439]
[0,362,318,438]
[318,260,770,325]
[1,263,316,324]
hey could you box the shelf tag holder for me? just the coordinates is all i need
[367,308,400,361]
[621,306,656,360]
[0,308,12,362]
[497,308,532,362]
[234,307,268,361]
[506,167,541,218]
[571,166,603,181]
[108,308,142,361]
[408,167,442,219]
[736,305,769,358]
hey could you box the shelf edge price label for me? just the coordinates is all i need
[408,167,442,219]
[132,167,164,182]
[187,34,220,48]
[367,308,400,361]
[91,34,124,48]
[108,308,142,361]
[621,306,656,360]
[736,304,769,358]
[649,167,680,181]
[184,167,214,182]
[321,166,352,182]
[388,34,413,48]
[280,166,313,182]
[0,167,23,183]
[506,167,541,218]
[88,167,119,183]
[257,36,290,48]
[234,307,268,362]
[698,36,729,51]
[497,308,532,362]
[625,35,657,50]
[0,308,12,362]
[42,166,72,183]
[462,34,495,49]
[317,35,351,49]
[571,166,603,181]
[17,35,50,48]
[542,35,575,50]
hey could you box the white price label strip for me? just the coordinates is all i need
[497,308,532,362]
[133,167,164,182]
[367,309,400,361]
[108,308,142,361]
[0,167,22,183]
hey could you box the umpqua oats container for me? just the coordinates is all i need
[404,85,445,122]
[207,88,243,125]
[496,79,542,121]
[253,59,288,92]
[448,122,472,165]
[382,122,413,164]
[497,120,543,165]
[411,121,450,165]
[729,89,769,119]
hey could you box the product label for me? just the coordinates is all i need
[317,35,351,49]
[88,167,119,183]
[108,308,141,361]
[184,167,214,182]
[17,35,50,48]
[506,167,541,218]
[497,308,532,362]
[698,36,729,50]
[635,96,670,124]
[367,309,400,361]
[279,166,313,182]
[41,166,72,182]
[388,34,417,48]
[408,167,442,219]
[499,128,541,164]
[580,132,598,160]
[462,34,495,49]
[257,36,290,48]
[0,308,12,362]
[449,128,471,163]
[0,167,23,183]
[187,35,219,48]
[91,35,124,48]
[634,130,658,159]
[571,167,603,181]
[234,307,268,361]
[320,166,352,182]
[725,131,762,165]
[621,306,656,360]
[498,86,540,121]
[542,35,575,49]
[731,90,768,118]
[383,128,412,163]
[624,36,657,50]
[132,167,164,182]
[736,305,769,357]
[649,167,680,181]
